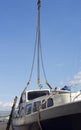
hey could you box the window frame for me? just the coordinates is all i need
[47,98,53,108]
[33,101,41,112]
[26,103,32,115]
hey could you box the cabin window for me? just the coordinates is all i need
[42,99,46,109]
[47,98,53,107]
[28,91,49,100]
[26,104,32,115]
[33,101,41,112]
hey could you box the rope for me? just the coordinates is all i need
[27,0,52,89]
[27,0,42,87]
[37,100,42,130]
[37,110,42,130]
[37,0,52,89]
[37,89,57,130]
[37,0,41,85]
[27,16,38,87]
[39,36,47,82]
[73,91,81,101]
[39,90,57,109]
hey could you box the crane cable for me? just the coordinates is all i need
[37,0,41,85]
[27,25,38,86]
[27,0,52,90]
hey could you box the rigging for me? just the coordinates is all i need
[27,0,52,90]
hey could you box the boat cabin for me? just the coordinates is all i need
[20,89,50,103]
[14,89,54,118]
[14,88,81,118]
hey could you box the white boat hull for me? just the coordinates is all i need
[12,101,81,130]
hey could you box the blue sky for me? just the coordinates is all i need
[0,0,81,110]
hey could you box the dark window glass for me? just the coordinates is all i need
[33,101,41,112]
[47,98,53,107]
[28,91,49,100]
[42,100,46,109]
[26,104,32,114]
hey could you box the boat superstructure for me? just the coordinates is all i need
[12,87,81,130]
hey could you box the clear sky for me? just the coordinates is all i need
[0,0,81,110]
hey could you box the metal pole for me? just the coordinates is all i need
[6,96,18,130]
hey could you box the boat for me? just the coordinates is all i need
[12,0,81,130]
